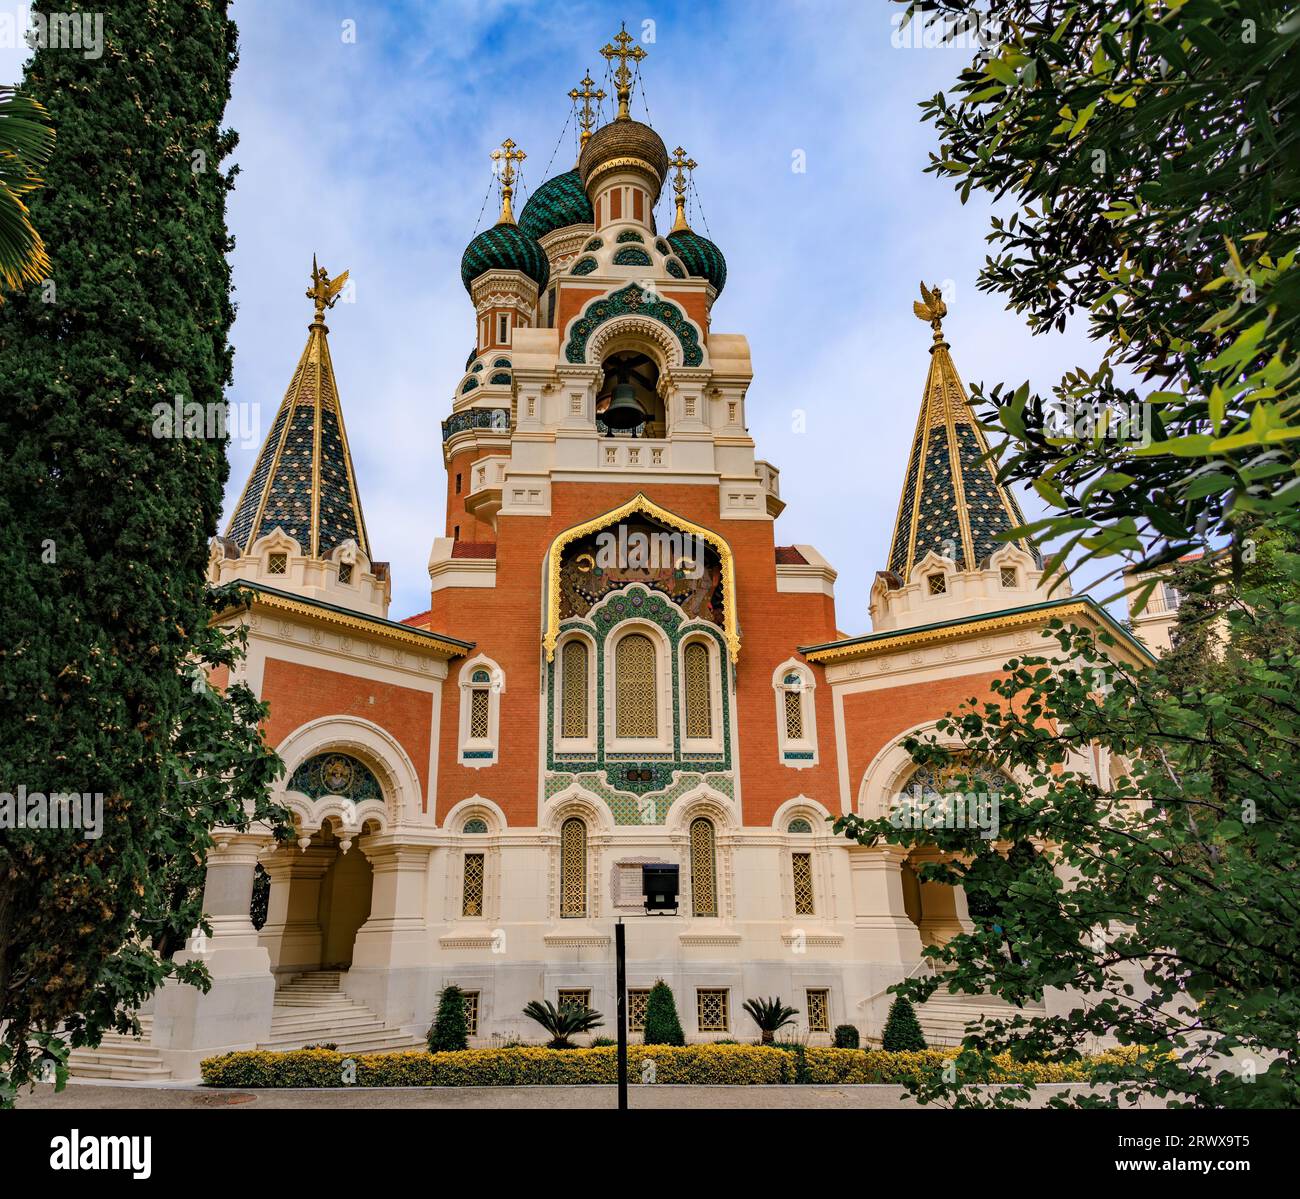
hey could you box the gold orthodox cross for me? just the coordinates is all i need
[570,71,605,148]
[491,137,526,224]
[600,23,646,121]
[669,146,696,232]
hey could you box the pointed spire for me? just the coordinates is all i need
[669,146,696,232]
[600,22,646,121]
[570,71,605,162]
[886,283,1040,582]
[491,137,526,224]
[224,261,370,560]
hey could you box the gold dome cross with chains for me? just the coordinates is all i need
[600,23,646,121]
[570,71,605,148]
[491,138,526,224]
[669,146,696,232]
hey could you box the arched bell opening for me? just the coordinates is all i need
[596,350,664,438]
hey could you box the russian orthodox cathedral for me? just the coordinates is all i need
[102,27,1154,1079]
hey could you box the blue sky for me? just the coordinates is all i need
[5,0,1116,628]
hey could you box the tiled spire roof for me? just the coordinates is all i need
[225,267,370,559]
[887,284,1039,581]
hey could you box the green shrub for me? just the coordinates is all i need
[881,996,927,1052]
[642,979,685,1047]
[833,1024,860,1049]
[590,1037,616,1047]
[427,984,469,1053]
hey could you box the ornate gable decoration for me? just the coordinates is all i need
[544,494,739,663]
[563,283,704,367]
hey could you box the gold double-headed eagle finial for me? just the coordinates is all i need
[600,22,646,122]
[570,71,605,151]
[669,146,696,233]
[491,137,526,224]
[913,281,948,343]
[306,255,349,325]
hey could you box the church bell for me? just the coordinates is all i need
[601,382,646,434]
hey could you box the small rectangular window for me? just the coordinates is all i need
[628,988,650,1033]
[1000,566,1017,588]
[469,688,490,740]
[462,852,485,917]
[784,688,804,741]
[696,988,729,1032]
[337,562,353,584]
[557,988,591,1013]
[267,552,287,575]
[806,989,830,1033]
[454,524,461,541]
[928,573,947,595]
[455,472,462,495]
[462,990,479,1037]
[498,314,509,344]
[793,851,815,916]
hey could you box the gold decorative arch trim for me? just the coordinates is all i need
[544,493,740,664]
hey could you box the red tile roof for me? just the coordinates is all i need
[452,541,497,559]
[774,545,808,565]
[399,610,431,628]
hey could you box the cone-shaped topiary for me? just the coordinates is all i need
[642,979,685,1046]
[427,984,470,1052]
[881,995,927,1051]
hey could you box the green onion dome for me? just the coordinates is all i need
[460,222,550,293]
[668,228,727,296]
[518,169,594,241]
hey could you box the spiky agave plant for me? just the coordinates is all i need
[742,996,799,1045]
[0,87,55,296]
[522,999,605,1049]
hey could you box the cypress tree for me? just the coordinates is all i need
[881,995,927,1052]
[642,979,685,1046]
[427,985,470,1052]
[0,1,285,1105]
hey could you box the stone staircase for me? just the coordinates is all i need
[917,991,1046,1046]
[260,971,425,1055]
[67,1016,173,1082]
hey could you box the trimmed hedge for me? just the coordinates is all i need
[199,1043,1151,1088]
[200,1044,791,1087]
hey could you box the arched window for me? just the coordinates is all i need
[469,669,492,739]
[560,817,587,918]
[459,658,503,766]
[615,633,657,738]
[561,639,589,740]
[787,817,813,834]
[782,673,805,741]
[683,641,713,740]
[773,662,817,767]
[690,817,718,917]
[463,817,488,834]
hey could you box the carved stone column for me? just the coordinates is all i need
[848,844,925,960]
[256,844,333,975]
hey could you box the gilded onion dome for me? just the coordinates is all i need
[460,221,550,294]
[668,228,727,295]
[578,118,670,197]
[519,168,594,240]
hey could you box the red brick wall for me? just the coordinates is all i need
[428,481,842,828]
[261,658,433,809]
[444,444,502,543]
[839,670,1005,801]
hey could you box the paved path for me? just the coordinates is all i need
[20,1080,1112,1109]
